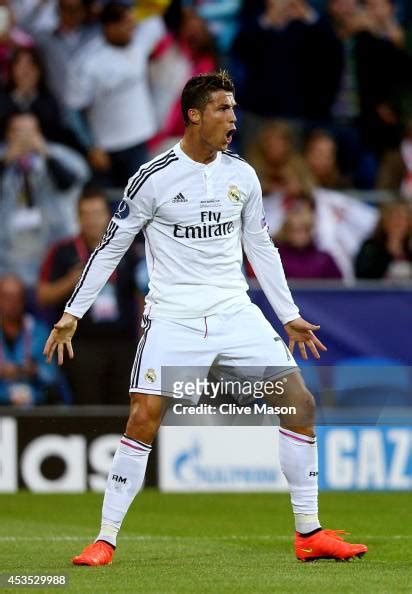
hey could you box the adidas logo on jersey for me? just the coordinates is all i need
[172,193,188,203]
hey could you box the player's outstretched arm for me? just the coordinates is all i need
[43,312,78,366]
[284,317,327,360]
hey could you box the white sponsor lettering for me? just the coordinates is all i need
[21,435,86,492]
[88,435,120,491]
[325,430,355,489]
[0,418,17,492]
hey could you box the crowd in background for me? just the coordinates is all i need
[1,0,412,406]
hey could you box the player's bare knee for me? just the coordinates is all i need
[300,386,316,412]
[278,384,316,428]
[294,386,316,424]
[127,405,150,429]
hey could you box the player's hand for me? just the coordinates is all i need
[43,313,78,365]
[284,317,327,360]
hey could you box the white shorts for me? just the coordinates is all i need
[129,303,297,404]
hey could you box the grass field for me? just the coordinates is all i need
[0,490,411,593]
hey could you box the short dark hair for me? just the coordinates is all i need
[78,184,109,210]
[100,1,130,25]
[181,71,235,126]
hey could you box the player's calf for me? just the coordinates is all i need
[125,392,168,444]
[72,393,167,565]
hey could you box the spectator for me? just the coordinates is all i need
[0,274,57,405]
[263,156,378,278]
[232,0,306,149]
[328,0,412,175]
[355,200,412,279]
[376,148,406,191]
[65,1,165,187]
[376,116,412,192]
[150,7,216,153]
[303,129,350,189]
[399,119,412,198]
[0,47,64,142]
[240,0,265,21]
[0,113,89,287]
[362,0,405,49]
[275,206,343,279]
[289,0,344,124]
[84,0,103,25]
[0,0,33,85]
[32,0,99,108]
[37,187,142,404]
[182,0,243,55]
[355,0,412,157]
[327,0,364,121]
[10,0,58,35]
[135,0,171,20]
[232,0,341,151]
[246,121,297,195]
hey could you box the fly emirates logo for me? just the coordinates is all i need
[173,211,235,239]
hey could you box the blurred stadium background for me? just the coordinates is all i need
[0,0,411,591]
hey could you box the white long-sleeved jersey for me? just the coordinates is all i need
[65,143,299,324]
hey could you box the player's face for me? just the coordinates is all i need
[197,90,237,152]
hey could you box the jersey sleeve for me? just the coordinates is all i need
[241,171,300,325]
[64,175,155,319]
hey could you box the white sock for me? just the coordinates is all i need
[96,434,152,547]
[278,427,321,534]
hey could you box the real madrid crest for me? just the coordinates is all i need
[144,368,157,383]
[227,185,242,204]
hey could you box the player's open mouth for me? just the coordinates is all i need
[225,129,236,144]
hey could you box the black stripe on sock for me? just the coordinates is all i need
[96,539,116,550]
[123,434,152,450]
[298,527,323,538]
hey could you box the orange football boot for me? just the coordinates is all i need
[295,529,368,562]
[72,541,115,566]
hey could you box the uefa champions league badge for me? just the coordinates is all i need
[227,185,242,204]
[144,368,157,383]
[114,200,130,219]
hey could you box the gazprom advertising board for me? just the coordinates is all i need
[159,426,288,492]
[159,426,412,492]
[316,426,412,490]
[1,415,411,492]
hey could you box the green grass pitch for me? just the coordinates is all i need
[0,491,411,593]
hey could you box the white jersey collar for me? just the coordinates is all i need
[174,141,222,172]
